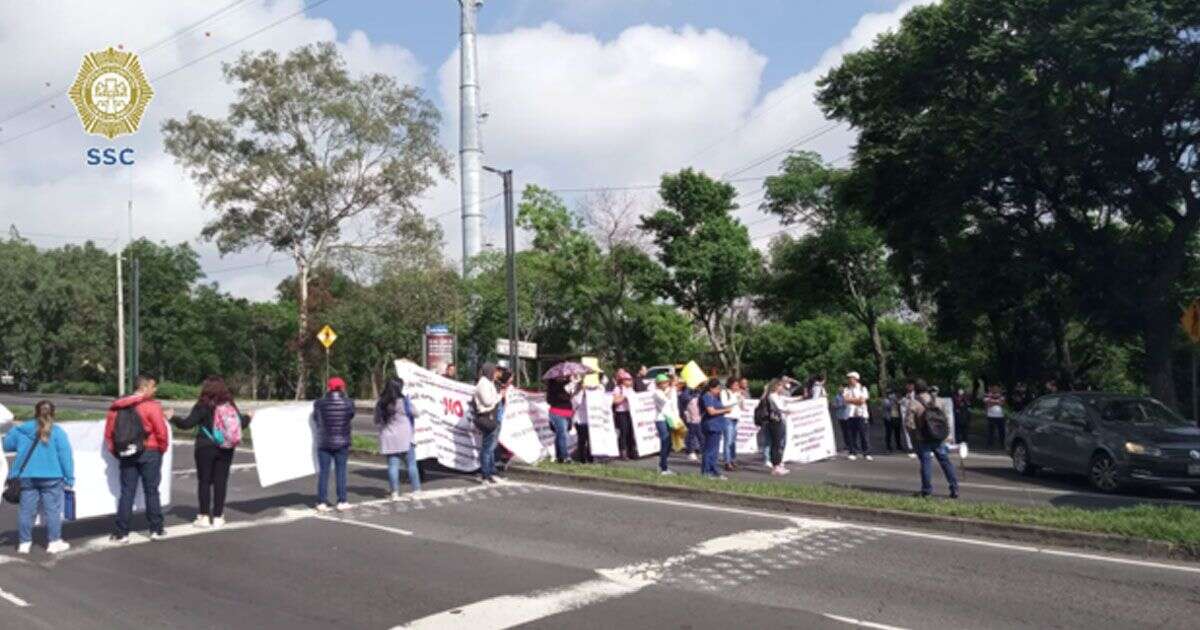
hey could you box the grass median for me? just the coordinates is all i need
[6,405,102,421]
[533,461,1200,553]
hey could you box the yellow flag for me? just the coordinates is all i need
[680,360,707,389]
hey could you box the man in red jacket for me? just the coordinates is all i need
[104,374,173,543]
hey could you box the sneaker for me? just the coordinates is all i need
[108,534,130,545]
[777,466,790,475]
[210,517,225,529]
[315,503,332,513]
[847,454,858,461]
[409,490,424,500]
[17,542,31,554]
[864,455,874,462]
[688,453,699,462]
[193,515,210,528]
[716,475,729,481]
[763,457,771,467]
[907,453,917,459]
[335,502,352,512]
[770,467,784,476]
[485,477,498,485]
[46,540,70,554]
[390,492,402,502]
[660,470,676,476]
[949,490,960,499]
[491,475,505,483]
[149,531,167,541]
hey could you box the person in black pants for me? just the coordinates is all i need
[173,375,251,529]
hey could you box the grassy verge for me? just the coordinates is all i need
[534,462,1200,553]
[351,434,380,455]
[6,405,103,422]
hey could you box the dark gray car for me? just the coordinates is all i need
[1006,393,1200,493]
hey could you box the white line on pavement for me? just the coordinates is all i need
[823,612,908,629]
[529,482,1200,576]
[0,586,30,607]
[315,515,413,537]
[171,463,258,476]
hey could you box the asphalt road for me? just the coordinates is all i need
[0,442,1197,629]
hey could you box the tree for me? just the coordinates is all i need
[817,0,1200,405]
[162,43,450,398]
[641,169,762,376]
[761,152,901,393]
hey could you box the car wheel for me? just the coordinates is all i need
[1011,441,1038,477]
[1088,453,1120,493]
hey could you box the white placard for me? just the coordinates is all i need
[735,400,762,454]
[628,391,661,457]
[249,403,317,487]
[780,398,838,464]
[55,419,174,520]
[498,390,549,464]
[397,360,482,472]
[579,389,620,458]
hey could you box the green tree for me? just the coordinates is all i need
[162,43,450,398]
[641,170,761,376]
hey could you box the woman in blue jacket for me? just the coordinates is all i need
[3,401,75,554]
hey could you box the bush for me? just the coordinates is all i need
[155,381,201,400]
[36,381,115,397]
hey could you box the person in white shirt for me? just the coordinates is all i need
[719,377,745,471]
[473,364,505,482]
[652,374,680,475]
[809,374,827,400]
[841,371,872,461]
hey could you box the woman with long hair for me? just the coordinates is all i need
[375,377,421,500]
[761,379,790,475]
[3,400,74,554]
[172,376,250,528]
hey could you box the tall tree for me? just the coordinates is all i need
[641,170,761,376]
[162,43,450,398]
[817,0,1200,405]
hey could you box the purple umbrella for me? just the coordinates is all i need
[542,361,597,381]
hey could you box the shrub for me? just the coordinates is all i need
[155,381,201,400]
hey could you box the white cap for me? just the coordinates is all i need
[846,371,860,380]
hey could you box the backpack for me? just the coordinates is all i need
[753,399,774,427]
[204,403,242,449]
[919,401,951,442]
[685,394,702,423]
[112,406,147,458]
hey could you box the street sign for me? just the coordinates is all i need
[1182,300,1200,344]
[316,325,338,349]
[496,338,537,359]
[424,324,455,374]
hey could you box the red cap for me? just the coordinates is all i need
[327,377,346,392]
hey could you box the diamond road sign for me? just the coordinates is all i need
[316,325,338,349]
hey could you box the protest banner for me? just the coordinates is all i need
[578,389,620,458]
[57,419,173,520]
[250,404,317,487]
[735,400,762,454]
[396,360,482,471]
[515,389,577,461]
[780,398,837,464]
[498,390,550,464]
[938,397,958,445]
[628,390,661,457]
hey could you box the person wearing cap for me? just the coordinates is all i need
[611,369,637,459]
[841,371,872,461]
[652,373,679,475]
[905,379,959,498]
[314,376,356,511]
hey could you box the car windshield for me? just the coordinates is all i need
[1087,397,1192,427]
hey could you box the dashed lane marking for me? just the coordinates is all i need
[0,585,31,607]
[823,613,909,629]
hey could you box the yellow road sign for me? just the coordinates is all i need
[316,325,338,349]
[1182,300,1200,344]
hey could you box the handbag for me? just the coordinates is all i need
[469,401,498,433]
[3,440,39,504]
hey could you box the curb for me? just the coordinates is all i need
[507,466,1197,563]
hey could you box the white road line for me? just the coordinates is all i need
[315,515,413,537]
[823,612,908,629]
[0,586,30,607]
[171,463,258,476]
[530,482,1200,575]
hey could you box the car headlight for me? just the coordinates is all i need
[1124,442,1163,457]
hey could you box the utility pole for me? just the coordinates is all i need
[458,0,484,277]
[130,257,140,381]
[484,166,518,385]
[116,248,125,396]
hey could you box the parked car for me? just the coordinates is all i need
[1007,393,1200,493]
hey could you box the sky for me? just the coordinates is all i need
[0,0,928,301]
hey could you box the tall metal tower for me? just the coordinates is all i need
[458,0,484,277]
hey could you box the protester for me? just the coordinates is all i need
[1044,378,1059,395]
[883,390,905,453]
[984,384,1007,448]
[633,366,651,393]
[1010,382,1030,413]
[611,369,637,459]
[473,363,505,481]
[172,376,250,528]
[652,374,679,475]
[953,388,972,445]
[374,377,421,500]
[809,374,828,400]
[833,390,850,454]
[680,382,703,462]
[545,374,580,464]
[719,376,744,471]
[443,363,457,380]
[105,373,172,543]
[4,401,74,554]
[841,372,872,461]
[314,376,355,511]
[905,380,960,498]
[699,379,733,479]
[761,379,790,475]
[574,379,595,464]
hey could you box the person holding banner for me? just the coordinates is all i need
[612,370,637,460]
[172,376,251,529]
[760,380,790,475]
[573,383,595,464]
[546,375,579,464]
[473,364,506,483]
[314,377,355,512]
[4,401,74,554]
[720,377,745,471]
[652,374,679,475]
[375,377,421,500]
[679,383,702,462]
[700,379,733,479]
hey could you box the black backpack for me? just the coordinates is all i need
[919,402,951,442]
[753,398,776,426]
[112,406,147,458]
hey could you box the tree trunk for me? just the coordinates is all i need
[868,315,889,395]
[1141,213,1198,409]
[294,262,310,400]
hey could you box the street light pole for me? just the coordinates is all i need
[483,166,518,386]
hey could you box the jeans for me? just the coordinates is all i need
[18,478,64,544]
[480,425,500,478]
[884,417,906,451]
[195,445,234,517]
[116,449,164,537]
[701,418,726,476]
[838,419,853,452]
[387,447,421,494]
[654,421,672,471]
[847,416,870,455]
[574,424,593,463]
[317,446,350,505]
[917,441,959,496]
[549,413,571,463]
[764,421,787,466]
[721,420,738,464]
[986,416,1006,448]
[685,422,703,453]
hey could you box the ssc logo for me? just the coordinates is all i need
[67,47,154,140]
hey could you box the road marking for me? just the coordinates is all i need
[171,463,258,476]
[823,613,908,629]
[315,515,413,537]
[0,586,30,607]
[394,524,822,629]
[530,482,1200,575]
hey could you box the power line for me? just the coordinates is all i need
[681,81,815,165]
[721,122,843,180]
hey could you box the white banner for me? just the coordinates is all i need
[628,391,661,457]
[516,390,578,461]
[397,360,483,471]
[498,390,549,465]
[938,397,958,446]
[250,403,317,487]
[579,389,620,458]
[780,398,838,463]
[735,400,762,454]
[59,419,174,520]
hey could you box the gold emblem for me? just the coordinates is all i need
[67,47,154,140]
